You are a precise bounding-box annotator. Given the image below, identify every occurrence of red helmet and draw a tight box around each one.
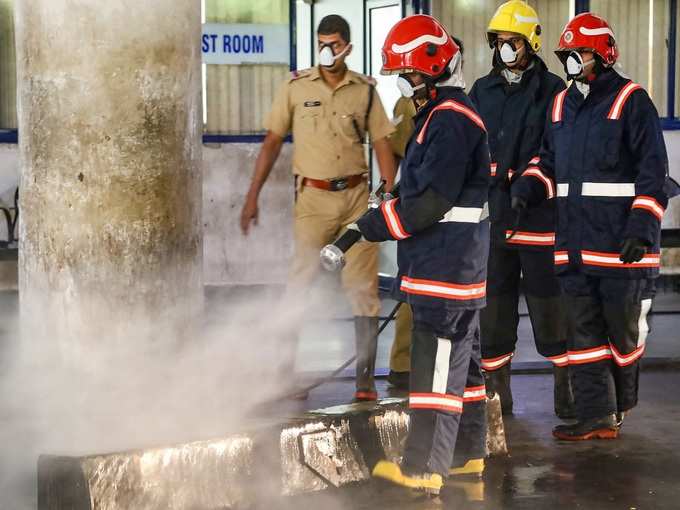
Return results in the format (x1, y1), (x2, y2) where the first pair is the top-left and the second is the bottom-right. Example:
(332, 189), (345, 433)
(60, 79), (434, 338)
(556, 13), (618, 66)
(381, 15), (459, 77)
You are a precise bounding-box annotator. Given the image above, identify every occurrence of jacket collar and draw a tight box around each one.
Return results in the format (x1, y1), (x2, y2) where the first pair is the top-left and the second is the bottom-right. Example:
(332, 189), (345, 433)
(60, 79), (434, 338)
(567, 69), (626, 104)
(413, 87), (461, 124)
(481, 56), (547, 90)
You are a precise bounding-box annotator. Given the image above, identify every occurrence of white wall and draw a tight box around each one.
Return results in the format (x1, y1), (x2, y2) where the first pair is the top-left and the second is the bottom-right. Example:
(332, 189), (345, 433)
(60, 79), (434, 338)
(202, 143), (294, 285)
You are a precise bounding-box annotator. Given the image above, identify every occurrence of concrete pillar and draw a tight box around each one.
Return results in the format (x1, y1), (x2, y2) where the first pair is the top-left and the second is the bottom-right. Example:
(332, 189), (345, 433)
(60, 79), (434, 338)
(14, 1), (202, 361)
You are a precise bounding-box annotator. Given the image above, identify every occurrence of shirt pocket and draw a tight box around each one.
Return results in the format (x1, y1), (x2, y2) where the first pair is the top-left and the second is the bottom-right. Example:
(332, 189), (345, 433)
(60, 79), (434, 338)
(295, 109), (320, 137)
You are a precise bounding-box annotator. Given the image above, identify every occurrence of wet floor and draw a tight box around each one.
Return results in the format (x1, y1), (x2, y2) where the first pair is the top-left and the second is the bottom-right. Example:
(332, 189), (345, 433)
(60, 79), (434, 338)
(265, 370), (680, 510)
(2, 289), (679, 509)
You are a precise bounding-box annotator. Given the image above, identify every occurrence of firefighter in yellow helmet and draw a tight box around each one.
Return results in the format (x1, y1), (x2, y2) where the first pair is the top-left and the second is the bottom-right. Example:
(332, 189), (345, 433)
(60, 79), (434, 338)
(468, 0), (575, 419)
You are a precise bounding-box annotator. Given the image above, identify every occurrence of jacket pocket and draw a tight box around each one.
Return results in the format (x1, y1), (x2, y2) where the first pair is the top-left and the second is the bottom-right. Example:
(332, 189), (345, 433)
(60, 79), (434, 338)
(594, 121), (623, 171)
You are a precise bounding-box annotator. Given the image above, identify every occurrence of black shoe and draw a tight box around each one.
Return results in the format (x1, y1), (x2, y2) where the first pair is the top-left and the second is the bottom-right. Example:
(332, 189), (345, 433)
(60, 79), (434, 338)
(484, 363), (513, 415)
(552, 413), (618, 441)
(553, 365), (576, 420)
(387, 370), (409, 390)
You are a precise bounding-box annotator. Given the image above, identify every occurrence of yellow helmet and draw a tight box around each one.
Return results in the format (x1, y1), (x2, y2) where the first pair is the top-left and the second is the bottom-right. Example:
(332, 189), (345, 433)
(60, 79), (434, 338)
(487, 0), (542, 52)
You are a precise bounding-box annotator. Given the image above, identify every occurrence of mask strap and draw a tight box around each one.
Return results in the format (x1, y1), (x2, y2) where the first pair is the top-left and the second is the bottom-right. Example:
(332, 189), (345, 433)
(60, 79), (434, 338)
(324, 43), (351, 60)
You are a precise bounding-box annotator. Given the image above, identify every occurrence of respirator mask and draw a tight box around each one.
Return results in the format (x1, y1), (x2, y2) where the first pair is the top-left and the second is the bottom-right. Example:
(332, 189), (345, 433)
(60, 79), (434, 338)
(499, 41), (520, 65)
(396, 74), (426, 98)
(565, 51), (595, 80)
(319, 43), (352, 67)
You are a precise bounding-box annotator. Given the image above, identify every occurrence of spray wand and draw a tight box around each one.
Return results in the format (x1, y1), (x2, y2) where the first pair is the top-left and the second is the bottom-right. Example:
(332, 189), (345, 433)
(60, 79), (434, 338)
(319, 180), (398, 272)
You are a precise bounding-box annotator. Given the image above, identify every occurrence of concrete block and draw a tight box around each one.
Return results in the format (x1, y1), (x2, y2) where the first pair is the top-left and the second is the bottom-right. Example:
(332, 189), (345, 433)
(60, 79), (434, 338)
(37, 398), (506, 509)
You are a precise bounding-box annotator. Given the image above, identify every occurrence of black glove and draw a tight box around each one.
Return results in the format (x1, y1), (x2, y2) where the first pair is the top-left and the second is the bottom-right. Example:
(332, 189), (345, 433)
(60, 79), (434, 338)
(619, 238), (647, 263)
(511, 196), (527, 211)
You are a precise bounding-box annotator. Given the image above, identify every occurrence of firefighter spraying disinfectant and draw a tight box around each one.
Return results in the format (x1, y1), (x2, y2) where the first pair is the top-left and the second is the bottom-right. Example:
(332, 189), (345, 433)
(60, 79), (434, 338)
(323, 15), (491, 494)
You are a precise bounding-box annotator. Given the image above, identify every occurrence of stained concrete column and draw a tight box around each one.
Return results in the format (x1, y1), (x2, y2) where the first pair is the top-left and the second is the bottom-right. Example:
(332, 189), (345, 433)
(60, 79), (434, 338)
(14, 1), (202, 360)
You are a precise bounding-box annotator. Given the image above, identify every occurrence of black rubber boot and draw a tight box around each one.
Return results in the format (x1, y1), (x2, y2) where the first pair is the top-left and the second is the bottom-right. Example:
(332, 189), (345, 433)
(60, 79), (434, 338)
(354, 316), (378, 401)
(484, 363), (513, 415)
(553, 413), (618, 440)
(553, 365), (577, 420)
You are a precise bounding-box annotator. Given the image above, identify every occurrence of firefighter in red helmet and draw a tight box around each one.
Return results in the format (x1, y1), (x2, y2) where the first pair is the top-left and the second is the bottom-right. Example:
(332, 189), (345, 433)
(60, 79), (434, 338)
(512, 13), (676, 440)
(352, 15), (490, 493)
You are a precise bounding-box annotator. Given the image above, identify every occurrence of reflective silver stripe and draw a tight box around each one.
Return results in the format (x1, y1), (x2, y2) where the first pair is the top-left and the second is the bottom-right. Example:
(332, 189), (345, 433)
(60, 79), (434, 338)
(439, 203), (489, 223)
(637, 298), (652, 348)
(581, 182), (636, 197)
(556, 183), (569, 197)
(432, 338), (452, 394)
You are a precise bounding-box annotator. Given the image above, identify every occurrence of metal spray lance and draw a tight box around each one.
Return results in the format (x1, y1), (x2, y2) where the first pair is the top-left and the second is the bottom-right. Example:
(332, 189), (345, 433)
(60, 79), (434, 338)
(319, 180), (396, 272)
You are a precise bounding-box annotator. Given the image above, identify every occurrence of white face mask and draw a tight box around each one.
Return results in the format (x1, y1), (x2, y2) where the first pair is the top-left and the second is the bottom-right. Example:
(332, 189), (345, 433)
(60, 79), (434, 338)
(565, 51), (595, 79)
(499, 42), (519, 64)
(396, 75), (426, 98)
(319, 43), (351, 67)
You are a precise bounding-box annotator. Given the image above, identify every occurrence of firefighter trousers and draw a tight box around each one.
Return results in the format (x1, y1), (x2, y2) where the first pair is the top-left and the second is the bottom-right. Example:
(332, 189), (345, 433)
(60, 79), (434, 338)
(403, 305), (486, 476)
(481, 241), (568, 371)
(559, 272), (655, 420)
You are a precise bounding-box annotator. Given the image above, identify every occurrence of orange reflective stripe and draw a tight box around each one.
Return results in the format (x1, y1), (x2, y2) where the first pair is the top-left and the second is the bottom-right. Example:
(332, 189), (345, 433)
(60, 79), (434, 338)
(524, 167), (555, 199)
(547, 353), (569, 367)
(481, 353), (513, 371)
(462, 386), (487, 403)
(416, 99), (486, 144)
(552, 89), (568, 122)
(610, 343), (645, 367)
(554, 251), (569, 265)
(400, 277), (486, 301)
(567, 346), (613, 364)
(381, 198), (410, 240)
(632, 195), (664, 221)
(409, 392), (463, 412)
(607, 82), (642, 120)
(580, 250), (660, 268)
(505, 230), (555, 246)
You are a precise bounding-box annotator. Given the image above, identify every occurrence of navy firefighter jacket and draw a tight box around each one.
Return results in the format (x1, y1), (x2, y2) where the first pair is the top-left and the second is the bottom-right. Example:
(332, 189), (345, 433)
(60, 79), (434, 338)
(469, 57), (565, 249)
(512, 70), (669, 279)
(357, 87), (491, 309)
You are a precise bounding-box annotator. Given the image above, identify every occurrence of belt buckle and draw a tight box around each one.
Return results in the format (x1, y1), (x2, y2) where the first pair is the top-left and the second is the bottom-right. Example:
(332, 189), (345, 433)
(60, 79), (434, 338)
(332, 178), (348, 191)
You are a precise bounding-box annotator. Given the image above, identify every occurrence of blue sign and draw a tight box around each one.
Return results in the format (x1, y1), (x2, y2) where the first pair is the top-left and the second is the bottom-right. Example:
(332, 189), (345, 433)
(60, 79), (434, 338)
(202, 23), (289, 65)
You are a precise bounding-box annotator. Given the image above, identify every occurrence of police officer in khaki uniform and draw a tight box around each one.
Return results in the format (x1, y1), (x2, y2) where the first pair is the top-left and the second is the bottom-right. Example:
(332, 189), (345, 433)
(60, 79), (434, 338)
(240, 15), (396, 401)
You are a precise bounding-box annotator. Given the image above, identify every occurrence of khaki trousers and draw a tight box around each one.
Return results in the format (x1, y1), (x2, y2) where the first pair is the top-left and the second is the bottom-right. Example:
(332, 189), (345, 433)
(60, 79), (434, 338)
(286, 183), (380, 317)
(390, 302), (412, 372)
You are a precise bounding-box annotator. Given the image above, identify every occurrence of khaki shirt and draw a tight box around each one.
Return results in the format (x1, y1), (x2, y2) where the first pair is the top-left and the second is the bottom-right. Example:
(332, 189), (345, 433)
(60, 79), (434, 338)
(389, 96), (417, 159)
(264, 67), (395, 179)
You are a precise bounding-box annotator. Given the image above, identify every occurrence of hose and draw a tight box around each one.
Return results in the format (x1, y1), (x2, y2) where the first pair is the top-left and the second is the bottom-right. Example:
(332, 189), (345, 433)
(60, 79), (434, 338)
(277, 300), (403, 400)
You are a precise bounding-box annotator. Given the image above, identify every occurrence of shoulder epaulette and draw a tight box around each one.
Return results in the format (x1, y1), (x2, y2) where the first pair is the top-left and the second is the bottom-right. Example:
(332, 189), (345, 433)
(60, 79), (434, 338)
(288, 68), (312, 82)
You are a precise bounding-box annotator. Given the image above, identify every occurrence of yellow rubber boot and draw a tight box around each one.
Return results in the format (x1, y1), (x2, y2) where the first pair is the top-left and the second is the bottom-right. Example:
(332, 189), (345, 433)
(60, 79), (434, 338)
(449, 458), (484, 477)
(372, 460), (443, 495)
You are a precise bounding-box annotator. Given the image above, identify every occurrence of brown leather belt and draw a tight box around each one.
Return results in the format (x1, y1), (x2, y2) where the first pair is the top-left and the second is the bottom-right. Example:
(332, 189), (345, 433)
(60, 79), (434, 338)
(301, 174), (366, 192)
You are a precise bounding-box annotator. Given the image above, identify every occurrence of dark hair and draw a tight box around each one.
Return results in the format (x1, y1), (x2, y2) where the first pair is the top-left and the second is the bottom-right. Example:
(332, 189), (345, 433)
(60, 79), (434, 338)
(317, 15), (351, 43)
